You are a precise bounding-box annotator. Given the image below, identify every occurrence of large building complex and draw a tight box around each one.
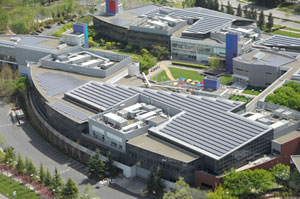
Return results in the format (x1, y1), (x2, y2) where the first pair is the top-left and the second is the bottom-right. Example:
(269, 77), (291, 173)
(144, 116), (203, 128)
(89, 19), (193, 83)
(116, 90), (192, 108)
(1, 3), (300, 190)
(93, 5), (259, 66)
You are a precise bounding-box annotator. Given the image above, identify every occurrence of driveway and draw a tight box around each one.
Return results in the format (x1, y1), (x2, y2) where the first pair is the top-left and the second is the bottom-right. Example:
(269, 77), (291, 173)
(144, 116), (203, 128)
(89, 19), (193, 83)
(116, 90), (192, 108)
(0, 103), (142, 199)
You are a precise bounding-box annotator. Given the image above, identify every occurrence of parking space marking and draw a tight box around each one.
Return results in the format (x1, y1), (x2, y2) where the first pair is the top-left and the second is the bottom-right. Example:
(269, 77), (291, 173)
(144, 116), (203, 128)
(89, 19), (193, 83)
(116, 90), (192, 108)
(0, 123), (13, 128)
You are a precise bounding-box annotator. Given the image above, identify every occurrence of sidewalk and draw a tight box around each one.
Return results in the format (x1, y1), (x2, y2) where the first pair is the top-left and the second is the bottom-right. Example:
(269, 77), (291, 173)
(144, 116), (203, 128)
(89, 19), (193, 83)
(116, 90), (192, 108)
(0, 194), (7, 199)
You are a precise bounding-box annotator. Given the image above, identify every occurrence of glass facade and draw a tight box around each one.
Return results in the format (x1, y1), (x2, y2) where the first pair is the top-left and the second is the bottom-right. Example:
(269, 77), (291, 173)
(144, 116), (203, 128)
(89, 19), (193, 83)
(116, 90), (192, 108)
(201, 129), (273, 175)
(171, 39), (225, 63)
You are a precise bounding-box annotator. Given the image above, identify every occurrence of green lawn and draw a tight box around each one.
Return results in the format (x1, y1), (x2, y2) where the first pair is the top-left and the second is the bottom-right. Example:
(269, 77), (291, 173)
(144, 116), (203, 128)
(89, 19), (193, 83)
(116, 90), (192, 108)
(229, 95), (253, 103)
(220, 76), (233, 85)
(169, 67), (204, 82)
(0, 173), (41, 199)
(242, 86), (264, 96)
(272, 29), (300, 38)
(151, 70), (170, 82)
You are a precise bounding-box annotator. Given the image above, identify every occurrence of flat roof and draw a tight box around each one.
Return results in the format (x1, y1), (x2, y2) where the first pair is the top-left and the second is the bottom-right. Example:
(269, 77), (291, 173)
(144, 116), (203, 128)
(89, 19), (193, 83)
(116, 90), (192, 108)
(128, 133), (199, 163)
(291, 155), (300, 173)
(234, 49), (296, 67)
(0, 35), (71, 50)
(65, 81), (271, 160)
(273, 130), (300, 145)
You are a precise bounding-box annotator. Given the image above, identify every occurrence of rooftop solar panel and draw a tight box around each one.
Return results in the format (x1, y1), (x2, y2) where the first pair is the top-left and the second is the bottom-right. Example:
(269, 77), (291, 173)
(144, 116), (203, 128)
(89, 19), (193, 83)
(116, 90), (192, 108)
(260, 35), (300, 47)
(50, 102), (89, 121)
(36, 72), (86, 96)
(131, 5), (160, 15)
(64, 81), (270, 159)
(111, 18), (131, 27)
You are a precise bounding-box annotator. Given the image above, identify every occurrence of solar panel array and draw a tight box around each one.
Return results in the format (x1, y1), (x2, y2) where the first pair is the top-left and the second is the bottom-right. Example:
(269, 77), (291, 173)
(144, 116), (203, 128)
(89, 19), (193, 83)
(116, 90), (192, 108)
(131, 5), (160, 15)
(50, 102), (89, 121)
(36, 72), (86, 96)
(66, 82), (270, 159)
(65, 82), (138, 111)
(260, 35), (300, 47)
(111, 18), (131, 27)
(145, 8), (233, 34)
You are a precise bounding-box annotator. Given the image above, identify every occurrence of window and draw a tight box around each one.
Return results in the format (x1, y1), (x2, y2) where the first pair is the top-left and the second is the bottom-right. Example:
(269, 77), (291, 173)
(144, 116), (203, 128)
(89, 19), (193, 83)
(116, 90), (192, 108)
(111, 141), (117, 148)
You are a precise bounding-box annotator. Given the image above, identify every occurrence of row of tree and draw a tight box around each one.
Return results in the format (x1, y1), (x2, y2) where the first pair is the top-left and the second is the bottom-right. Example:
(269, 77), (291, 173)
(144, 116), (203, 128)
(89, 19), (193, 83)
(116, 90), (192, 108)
(209, 164), (300, 198)
(195, 0), (219, 11)
(0, 0), (93, 34)
(1, 146), (80, 198)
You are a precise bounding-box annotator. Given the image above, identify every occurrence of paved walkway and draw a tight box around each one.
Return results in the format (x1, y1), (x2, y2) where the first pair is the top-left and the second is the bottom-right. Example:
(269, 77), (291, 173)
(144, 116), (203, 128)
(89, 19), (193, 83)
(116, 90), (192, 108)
(159, 61), (175, 81)
(0, 194), (7, 199)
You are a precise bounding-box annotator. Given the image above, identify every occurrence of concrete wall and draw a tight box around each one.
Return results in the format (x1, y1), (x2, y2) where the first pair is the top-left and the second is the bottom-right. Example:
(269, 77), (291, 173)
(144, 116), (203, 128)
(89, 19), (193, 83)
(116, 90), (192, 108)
(233, 59), (280, 87)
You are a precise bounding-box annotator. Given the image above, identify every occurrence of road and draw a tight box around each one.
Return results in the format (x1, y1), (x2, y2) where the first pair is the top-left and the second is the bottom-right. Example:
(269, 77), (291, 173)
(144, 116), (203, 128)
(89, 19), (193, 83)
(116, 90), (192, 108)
(218, 0), (300, 29)
(0, 104), (141, 199)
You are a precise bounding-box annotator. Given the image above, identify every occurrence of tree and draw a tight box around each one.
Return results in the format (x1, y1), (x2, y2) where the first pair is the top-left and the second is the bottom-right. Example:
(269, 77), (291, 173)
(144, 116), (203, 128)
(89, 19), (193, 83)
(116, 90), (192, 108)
(248, 169), (274, 194)
(289, 170), (300, 195)
(209, 55), (223, 70)
(61, 178), (79, 199)
(226, 1), (234, 15)
(44, 169), (52, 188)
(16, 154), (25, 173)
(236, 4), (242, 17)
(213, 0), (219, 11)
(147, 167), (165, 196)
(243, 7), (249, 18)
(10, 19), (30, 34)
(79, 184), (96, 199)
(220, 3), (224, 12)
(0, 8), (9, 32)
(105, 152), (115, 176)
(0, 134), (6, 149)
(39, 163), (46, 184)
(52, 168), (63, 196)
(207, 185), (238, 199)
(270, 164), (290, 188)
(150, 45), (170, 61)
(266, 12), (274, 30)
(4, 147), (16, 166)
(87, 148), (105, 181)
(257, 10), (265, 30)
(163, 177), (203, 199)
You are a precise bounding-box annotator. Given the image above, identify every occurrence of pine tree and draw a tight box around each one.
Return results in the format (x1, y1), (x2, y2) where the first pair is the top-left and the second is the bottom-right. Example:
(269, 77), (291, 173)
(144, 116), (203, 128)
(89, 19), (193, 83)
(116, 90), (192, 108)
(226, 1), (234, 15)
(266, 12), (274, 30)
(87, 148), (105, 181)
(213, 0), (219, 11)
(254, 9), (258, 21)
(39, 163), (46, 184)
(244, 7), (249, 18)
(4, 147), (16, 166)
(236, 4), (242, 17)
(52, 168), (63, 197)
(221, 3), (224, 12)
(154, 167), (165, 196)
(61, 178), (79, 199)
(16, 154), (25, 173)
(44, 169), (52, 188)
(258, 10), (265, 30)
(105, 152), (114, 176)
(26, 159), (37, 176)
(147, 168), (156, 194)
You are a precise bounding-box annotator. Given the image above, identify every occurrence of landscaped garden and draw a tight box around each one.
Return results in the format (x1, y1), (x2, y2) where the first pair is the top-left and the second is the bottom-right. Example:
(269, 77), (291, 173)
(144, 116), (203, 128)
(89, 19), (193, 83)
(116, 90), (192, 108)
(0, 173), (41, 199)
(242, 86), (264, 96)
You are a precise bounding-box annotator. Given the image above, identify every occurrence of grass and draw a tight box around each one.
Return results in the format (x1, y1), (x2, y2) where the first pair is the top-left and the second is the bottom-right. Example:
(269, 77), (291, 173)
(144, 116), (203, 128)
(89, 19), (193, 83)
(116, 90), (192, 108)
(169, 67), (204, 81)
(151, 70), (170, 82)
(220, 76), (233, 85)
(242, 86), (264, 96)
(0, 173), (41, 199)
(229, 95), (253, 103)
(272, 29), (300, 38)
(52, 23), (73, 37)
(172, 61), (209, 69)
